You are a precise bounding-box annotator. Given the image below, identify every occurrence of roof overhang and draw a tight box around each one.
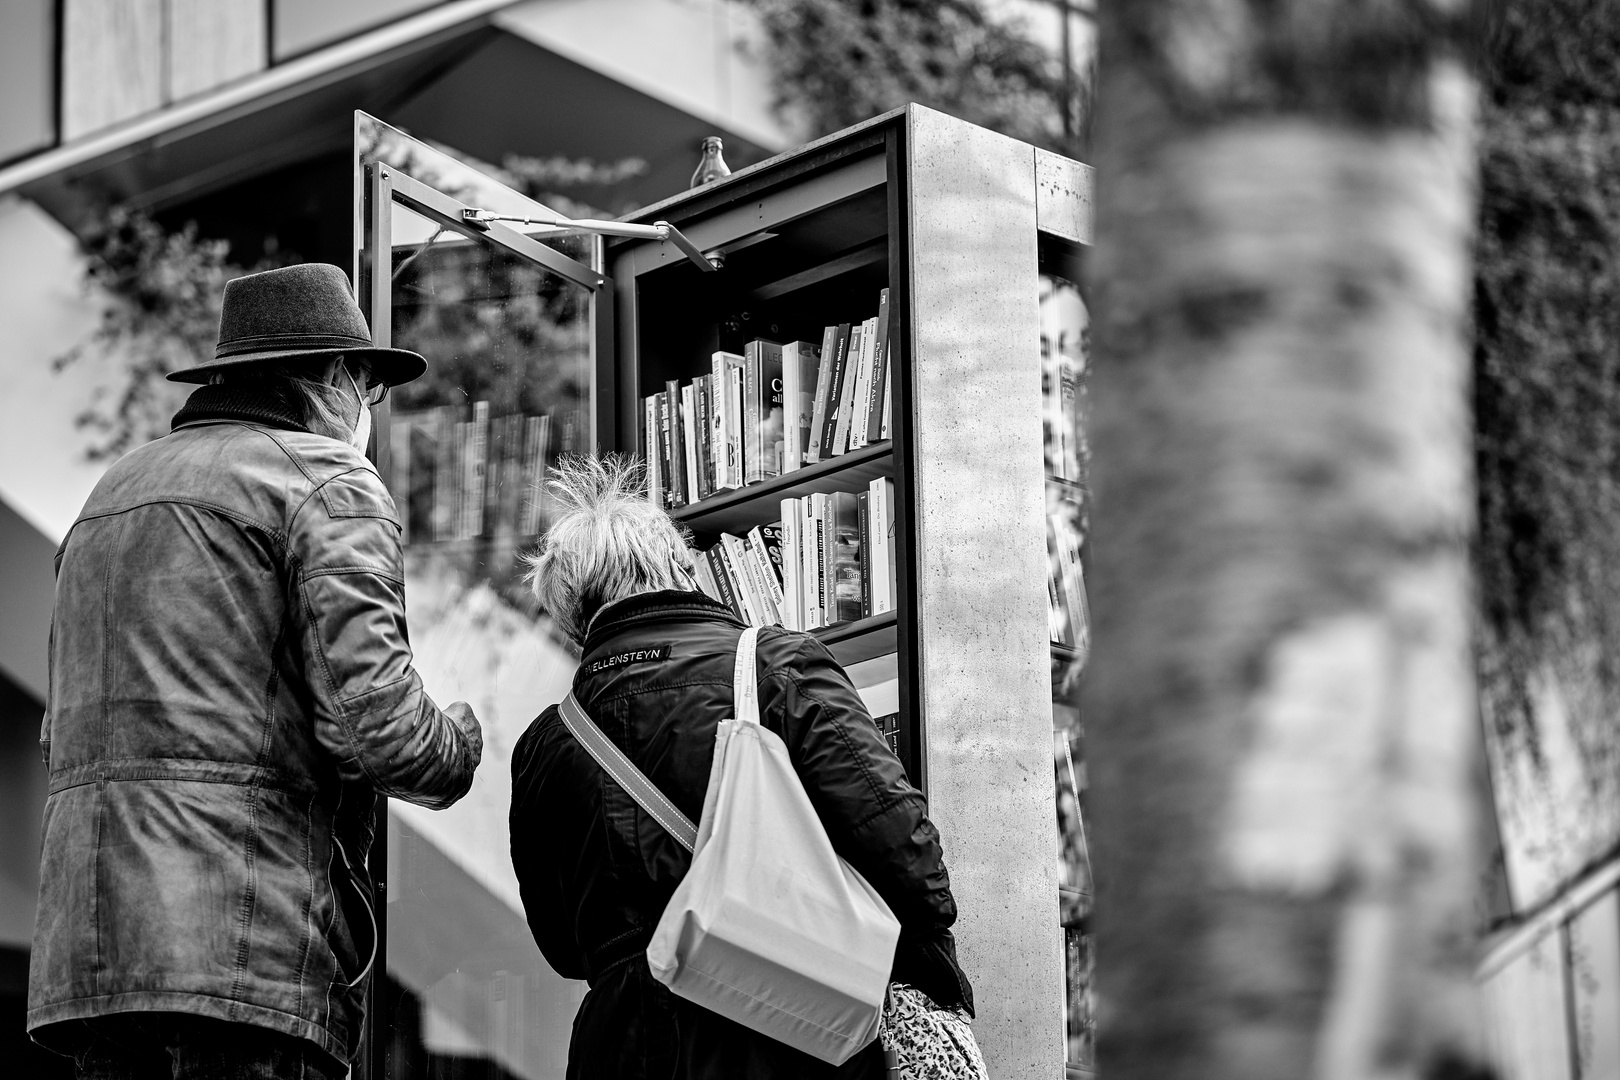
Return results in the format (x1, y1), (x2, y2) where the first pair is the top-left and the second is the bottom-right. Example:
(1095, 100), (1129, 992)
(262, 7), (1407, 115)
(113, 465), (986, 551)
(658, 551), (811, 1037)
(2, 0), (790, 233)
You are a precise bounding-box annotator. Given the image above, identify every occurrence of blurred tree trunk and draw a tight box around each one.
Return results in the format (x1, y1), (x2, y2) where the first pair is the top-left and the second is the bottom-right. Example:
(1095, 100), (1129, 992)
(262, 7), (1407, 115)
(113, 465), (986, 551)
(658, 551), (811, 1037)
(1083, 2), (1489, 1078)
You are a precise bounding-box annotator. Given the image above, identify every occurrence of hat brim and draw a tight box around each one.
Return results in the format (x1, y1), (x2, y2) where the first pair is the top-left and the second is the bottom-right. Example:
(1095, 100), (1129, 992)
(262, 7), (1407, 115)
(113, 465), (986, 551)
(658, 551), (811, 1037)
(165, 345), (428, 386)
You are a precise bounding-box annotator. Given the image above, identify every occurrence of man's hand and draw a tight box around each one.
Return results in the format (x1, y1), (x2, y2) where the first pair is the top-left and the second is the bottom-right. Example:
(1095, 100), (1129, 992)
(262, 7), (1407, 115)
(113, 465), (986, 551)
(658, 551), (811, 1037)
(444, 701), (484, 769)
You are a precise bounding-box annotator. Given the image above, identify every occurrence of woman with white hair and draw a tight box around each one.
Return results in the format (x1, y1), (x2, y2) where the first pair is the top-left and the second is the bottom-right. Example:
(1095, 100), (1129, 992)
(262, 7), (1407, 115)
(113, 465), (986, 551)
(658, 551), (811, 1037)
(509, 455), (974, 1079)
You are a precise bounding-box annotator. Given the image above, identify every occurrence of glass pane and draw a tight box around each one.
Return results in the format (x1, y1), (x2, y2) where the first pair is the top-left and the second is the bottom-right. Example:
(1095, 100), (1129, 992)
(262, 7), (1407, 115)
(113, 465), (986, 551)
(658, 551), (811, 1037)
(378, 201), (591, 1080)
(0, 0), (54, 164)
(355, 112), (592, 278)
(1041, 268), (1094, 1072)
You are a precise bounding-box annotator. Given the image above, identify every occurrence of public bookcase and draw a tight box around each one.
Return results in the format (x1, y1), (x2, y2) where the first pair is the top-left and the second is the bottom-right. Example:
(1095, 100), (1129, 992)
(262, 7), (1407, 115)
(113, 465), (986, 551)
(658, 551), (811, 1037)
(353, 103), (1095, 1080)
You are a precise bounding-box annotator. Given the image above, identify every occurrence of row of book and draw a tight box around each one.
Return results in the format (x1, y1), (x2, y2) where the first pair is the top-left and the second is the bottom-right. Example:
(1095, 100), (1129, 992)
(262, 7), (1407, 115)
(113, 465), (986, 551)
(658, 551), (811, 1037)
(1046, 507), (1089, 656)
(642, 288), (895, 510)
(692, 476), (897, 632)
(387, 404), (585, 545)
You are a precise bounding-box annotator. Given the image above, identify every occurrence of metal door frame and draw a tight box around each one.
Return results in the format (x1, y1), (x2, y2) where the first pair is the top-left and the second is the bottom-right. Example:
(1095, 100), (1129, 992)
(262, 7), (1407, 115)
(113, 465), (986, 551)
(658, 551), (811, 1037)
(355, 157), (614, 1080)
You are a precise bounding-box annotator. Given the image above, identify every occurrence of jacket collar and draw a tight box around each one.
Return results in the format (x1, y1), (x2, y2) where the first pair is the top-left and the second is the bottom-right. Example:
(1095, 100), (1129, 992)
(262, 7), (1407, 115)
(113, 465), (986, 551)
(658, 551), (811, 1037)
(581, 589), (743, 656)
(171, 383), (309, 433)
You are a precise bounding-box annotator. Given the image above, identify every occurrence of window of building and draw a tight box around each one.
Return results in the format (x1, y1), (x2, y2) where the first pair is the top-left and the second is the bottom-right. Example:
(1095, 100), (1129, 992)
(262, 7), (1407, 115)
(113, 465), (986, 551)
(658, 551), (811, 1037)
(0, 0), (57, 166)
(273, 0), (447, 61)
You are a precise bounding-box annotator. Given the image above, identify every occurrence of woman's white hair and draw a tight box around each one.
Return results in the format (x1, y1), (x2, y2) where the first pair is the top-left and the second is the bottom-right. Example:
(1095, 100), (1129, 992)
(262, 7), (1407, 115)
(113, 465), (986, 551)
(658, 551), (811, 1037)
(525, 454), (698, 642)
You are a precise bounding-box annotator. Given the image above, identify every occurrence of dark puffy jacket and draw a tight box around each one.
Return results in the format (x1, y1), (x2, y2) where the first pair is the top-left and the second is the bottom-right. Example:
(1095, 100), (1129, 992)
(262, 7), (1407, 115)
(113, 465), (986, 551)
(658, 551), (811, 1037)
(28, 402), (478, 1064)
(509, 590), (972, 1080)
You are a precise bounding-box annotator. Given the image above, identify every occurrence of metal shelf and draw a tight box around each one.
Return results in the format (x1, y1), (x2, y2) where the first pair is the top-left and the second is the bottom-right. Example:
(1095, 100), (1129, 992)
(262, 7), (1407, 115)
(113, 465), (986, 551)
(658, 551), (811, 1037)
(672, 441), (893, 536)
(813, 610), (897, 667)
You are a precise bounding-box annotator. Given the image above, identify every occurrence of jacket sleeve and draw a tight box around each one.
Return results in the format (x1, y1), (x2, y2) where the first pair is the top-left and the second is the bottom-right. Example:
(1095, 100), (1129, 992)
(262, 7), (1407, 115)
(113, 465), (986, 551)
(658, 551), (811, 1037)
(760, 630), (972, 1011)
(289, 466), (477, 810)
(509, 709), (588, 981)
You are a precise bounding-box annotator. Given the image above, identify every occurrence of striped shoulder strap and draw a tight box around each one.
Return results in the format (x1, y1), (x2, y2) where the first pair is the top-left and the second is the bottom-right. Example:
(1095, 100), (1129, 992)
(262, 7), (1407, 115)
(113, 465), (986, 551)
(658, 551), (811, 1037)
(558, 692), (699, 853)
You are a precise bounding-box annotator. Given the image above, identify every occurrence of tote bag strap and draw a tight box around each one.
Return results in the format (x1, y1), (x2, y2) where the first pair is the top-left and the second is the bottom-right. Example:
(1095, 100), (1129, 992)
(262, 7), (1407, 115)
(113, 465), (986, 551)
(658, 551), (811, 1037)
(732, 625), (761, 726)
(558, 692), (699, 852)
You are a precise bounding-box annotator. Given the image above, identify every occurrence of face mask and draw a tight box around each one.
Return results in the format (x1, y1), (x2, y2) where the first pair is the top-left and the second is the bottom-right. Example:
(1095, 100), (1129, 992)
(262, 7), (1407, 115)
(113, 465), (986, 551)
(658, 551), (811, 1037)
(344, 369), (372, 454)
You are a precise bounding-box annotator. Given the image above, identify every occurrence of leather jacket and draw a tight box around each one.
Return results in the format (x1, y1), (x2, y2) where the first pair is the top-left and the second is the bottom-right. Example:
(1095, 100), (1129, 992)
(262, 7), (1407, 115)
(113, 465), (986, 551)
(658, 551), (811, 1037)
(28, 387), (478, 1063)
(509, 589), (972, 1079)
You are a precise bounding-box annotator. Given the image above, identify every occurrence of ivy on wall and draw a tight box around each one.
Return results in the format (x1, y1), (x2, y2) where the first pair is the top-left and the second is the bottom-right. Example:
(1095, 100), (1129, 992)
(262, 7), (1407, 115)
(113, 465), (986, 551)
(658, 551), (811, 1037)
(1474, 0), (1620, 758)
(741, 0), (1090, 157)
(53, 206), (279, 460)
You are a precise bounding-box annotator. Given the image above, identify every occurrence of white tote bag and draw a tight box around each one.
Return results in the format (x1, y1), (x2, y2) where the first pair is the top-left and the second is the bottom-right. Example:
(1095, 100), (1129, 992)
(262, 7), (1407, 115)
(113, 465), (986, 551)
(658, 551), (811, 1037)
(559, 626), (901, 1065)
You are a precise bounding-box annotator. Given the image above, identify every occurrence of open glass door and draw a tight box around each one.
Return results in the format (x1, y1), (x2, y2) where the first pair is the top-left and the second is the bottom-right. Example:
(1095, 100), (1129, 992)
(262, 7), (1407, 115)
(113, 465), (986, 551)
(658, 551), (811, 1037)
(354, 112), (611, 1080)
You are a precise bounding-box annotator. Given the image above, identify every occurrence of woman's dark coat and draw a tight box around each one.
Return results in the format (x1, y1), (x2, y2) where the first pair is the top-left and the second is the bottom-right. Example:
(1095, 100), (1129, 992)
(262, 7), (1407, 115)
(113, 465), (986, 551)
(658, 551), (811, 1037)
(510, 589), (972, 1080)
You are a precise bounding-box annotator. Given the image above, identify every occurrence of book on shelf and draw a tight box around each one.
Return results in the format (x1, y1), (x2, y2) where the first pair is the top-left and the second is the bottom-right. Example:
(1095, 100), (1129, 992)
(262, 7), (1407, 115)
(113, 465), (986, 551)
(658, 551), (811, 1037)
(846, 317), (877, 453)
(743, 339), (785, 485)
(815, 324), (852, 462)
(864, 289), (892, 449)
(691, 477), (896, 632)
(694, 375), (714, 500)
(711, 350), (746, 491)
(781, 339), (821, 474)
(829, 322), (864, 458)
(681, 383), (700, 505)
(806, 324), (841, 466)
(872, 712), (901, 758)
(830, 490), (862, 624)
(643, 395), (662, 508)
(635, 290), (895, 512)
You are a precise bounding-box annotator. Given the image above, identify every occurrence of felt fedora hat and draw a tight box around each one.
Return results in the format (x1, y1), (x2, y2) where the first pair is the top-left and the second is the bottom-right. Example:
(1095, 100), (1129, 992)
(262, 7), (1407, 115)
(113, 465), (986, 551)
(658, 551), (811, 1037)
(166, 263), (426, 386)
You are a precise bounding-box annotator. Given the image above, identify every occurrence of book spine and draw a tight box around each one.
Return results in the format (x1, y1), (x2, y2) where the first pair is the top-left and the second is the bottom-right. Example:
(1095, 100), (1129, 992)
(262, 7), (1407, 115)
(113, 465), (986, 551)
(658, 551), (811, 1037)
(681, 382), (700, 504)
(657, 389), (675, 509)
(868, 476), (892, 615)
(831, 491), (862, 624)
(743, 341), (762, 484)
(806, 325), (840, 465)
(880, 349), (892, 441)
(817, 324), (851, 461)
(708, 355), (727, 489)
(718, 533), (763, 625)
(865, 288), (891, 446)
(831, 323), (864, 457)
(727, 364), (744, 490)
(781, 343), (800, 474)
(747, 524), (787, 624)
(665, 380), (686, 507)
(857, 491), (871, 618)
(644, 395), (662, 507)
(694, 375), (713, 501)
(811, 493), (833, 627)
(882, 478), (896, 610)
(692, 554), (723, 605)
(798, 497), (822, 630)
(710, 352), (746, 490)
(848, 317), (876, 452)
(780, 498), (801, 631)
(705, 545), (745, 622)
(758, 340), (784, 482)
(741, 531), (783, 626)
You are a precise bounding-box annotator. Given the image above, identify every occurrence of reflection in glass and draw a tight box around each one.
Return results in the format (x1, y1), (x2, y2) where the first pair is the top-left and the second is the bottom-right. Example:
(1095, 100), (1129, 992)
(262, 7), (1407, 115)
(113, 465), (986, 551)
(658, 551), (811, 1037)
(377, 201), (590, 1079)
(1042, 270), (1095, 1072)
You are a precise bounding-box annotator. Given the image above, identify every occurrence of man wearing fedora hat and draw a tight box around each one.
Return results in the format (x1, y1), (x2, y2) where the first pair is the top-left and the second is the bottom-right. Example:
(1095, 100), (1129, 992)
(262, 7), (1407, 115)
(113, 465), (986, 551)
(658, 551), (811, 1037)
(28, 264), (484, 1078)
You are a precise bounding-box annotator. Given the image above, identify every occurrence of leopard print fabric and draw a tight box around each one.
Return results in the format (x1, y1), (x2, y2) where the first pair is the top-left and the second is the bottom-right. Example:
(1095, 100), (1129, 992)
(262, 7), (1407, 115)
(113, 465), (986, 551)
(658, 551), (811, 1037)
(878, 983), (989, 1079)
